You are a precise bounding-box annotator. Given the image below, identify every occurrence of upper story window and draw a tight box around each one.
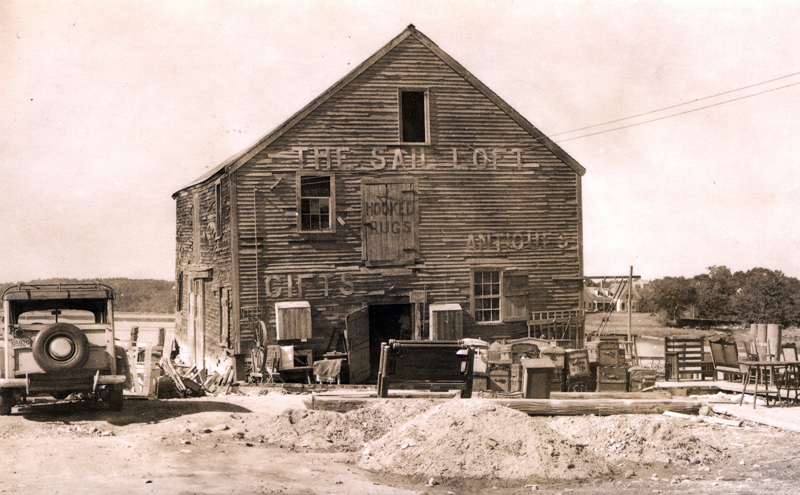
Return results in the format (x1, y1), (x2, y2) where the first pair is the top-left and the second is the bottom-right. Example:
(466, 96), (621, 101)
(298, 174), (334, 232)
(400, 89), (428, 144)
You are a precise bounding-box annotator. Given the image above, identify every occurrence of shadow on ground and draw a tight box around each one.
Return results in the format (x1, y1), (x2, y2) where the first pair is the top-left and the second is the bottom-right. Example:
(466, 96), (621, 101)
(15, 398), (252, 426)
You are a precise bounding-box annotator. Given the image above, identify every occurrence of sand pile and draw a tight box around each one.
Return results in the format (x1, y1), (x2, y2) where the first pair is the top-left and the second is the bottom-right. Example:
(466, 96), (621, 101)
(358, 400), (613, 480)
(253, 398), (728, 482)
(257, 399), (437, 451)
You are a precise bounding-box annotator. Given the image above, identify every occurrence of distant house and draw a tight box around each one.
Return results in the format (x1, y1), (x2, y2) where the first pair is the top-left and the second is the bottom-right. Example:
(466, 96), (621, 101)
(172, 25), (587, 380)
(583, 281), (642, 313)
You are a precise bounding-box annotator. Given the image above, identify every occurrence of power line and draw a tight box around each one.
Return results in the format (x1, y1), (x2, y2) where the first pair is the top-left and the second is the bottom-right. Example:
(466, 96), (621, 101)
(551, 70), (800, 137)
(556, 79), (800, 143)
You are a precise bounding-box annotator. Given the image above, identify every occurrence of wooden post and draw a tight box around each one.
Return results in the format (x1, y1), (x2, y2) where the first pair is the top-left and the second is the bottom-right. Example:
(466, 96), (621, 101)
(413, 302), (422, 341)
(627, 266), (633, 342)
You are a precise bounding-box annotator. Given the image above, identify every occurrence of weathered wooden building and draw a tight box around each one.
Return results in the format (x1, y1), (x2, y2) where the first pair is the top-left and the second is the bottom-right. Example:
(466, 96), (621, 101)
(172, 25), (586, 382)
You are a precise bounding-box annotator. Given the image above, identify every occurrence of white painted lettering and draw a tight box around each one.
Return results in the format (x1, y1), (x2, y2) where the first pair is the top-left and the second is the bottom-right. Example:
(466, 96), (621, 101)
(391, 148), (404, 170)
(339, 273), (354, 296)
(265, 275), (282, 298)
(319, 273), (331, 297)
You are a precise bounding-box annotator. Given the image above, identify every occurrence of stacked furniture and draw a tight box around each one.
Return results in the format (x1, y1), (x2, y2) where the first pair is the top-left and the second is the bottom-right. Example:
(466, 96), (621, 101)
(565, 349), (592, 392)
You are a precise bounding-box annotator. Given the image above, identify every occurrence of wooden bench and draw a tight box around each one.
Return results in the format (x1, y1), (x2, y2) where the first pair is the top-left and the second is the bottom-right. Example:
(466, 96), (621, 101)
(377, 340), (474, 398)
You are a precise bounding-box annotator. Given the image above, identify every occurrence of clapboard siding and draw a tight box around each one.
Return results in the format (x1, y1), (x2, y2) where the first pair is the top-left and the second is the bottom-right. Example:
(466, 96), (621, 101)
(174, 27), (585, 370)
(174, 172), (234, 367)
(236, 35), (580, 343)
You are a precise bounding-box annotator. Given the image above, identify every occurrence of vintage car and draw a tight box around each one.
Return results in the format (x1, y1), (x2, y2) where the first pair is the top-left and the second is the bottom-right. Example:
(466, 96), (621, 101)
(0, 283), (130, 415)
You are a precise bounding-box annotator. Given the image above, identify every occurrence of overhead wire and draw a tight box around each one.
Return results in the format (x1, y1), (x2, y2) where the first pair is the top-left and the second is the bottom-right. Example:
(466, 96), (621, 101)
(551, 72), (800, 143)
(551, 70), (800, 137)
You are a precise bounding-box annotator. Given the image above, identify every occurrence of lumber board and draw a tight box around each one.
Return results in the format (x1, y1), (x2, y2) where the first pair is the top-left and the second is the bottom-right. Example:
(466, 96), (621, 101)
(712, 405), (800, 433)
(483, 398), (701, 416)
(551, 391), (672, 400)
(663, 410), (742, 427)
(311, 395), (701, 415)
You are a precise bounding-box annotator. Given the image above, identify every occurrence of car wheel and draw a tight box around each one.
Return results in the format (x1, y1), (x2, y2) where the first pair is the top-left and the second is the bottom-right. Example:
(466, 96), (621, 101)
(0, 390), (13, 416)
(51, 391), (71, 401)
(32, 323), (90, 372)
(107, 385), (124, 411)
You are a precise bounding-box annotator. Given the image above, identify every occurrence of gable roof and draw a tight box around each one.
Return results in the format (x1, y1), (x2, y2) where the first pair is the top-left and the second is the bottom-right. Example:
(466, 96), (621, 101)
(174, 25), (585, 197)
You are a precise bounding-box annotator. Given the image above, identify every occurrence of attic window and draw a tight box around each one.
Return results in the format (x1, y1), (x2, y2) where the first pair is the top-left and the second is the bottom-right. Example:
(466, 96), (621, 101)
(400, 89), (428, 143)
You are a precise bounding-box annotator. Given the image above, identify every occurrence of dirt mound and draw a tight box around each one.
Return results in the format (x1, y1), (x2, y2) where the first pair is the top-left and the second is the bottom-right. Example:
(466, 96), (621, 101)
(257, 399), (437, 451)
(246, 396), (730, 482)
(358, 401), (613, 480)
(548, 414), (727, 467)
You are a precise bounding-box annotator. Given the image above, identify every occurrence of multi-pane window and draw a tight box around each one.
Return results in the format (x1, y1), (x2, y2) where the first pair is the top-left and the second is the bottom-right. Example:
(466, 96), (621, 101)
(400, 90), (428, 143)
(472, 270), (530, 323)
(473, 270), (501, 322)
(299, 175), (332, 232)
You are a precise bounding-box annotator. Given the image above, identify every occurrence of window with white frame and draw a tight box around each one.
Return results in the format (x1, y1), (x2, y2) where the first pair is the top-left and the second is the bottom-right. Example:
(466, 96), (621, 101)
(298, 174), (333, 232)
(472, 269), (530, 323)
(400, 89), (428, 144)
(473, 270), (501, 323)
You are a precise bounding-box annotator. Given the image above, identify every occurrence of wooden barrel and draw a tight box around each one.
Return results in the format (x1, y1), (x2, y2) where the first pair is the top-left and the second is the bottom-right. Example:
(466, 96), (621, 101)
(757, 323), (768, 344)
(767, 324), (781, 359)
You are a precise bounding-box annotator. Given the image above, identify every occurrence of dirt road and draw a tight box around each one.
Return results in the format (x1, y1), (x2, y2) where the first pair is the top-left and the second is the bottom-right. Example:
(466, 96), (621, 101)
(2, 391), (800, 494)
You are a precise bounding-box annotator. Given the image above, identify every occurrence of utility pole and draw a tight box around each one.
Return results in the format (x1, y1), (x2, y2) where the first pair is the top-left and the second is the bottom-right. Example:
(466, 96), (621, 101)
(628, 266), (633, 342)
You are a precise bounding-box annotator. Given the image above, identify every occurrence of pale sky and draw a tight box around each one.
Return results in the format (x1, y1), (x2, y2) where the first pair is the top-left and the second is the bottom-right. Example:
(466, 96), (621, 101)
(1, 0), (799, 283)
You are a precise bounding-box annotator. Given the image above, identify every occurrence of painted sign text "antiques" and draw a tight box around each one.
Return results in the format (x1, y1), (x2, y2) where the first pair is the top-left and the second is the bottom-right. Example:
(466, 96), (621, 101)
(466, 232), (572, 252)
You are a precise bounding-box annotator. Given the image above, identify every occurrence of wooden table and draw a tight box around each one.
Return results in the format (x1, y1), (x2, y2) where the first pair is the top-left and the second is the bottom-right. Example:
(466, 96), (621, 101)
(739, 360), (800, 408)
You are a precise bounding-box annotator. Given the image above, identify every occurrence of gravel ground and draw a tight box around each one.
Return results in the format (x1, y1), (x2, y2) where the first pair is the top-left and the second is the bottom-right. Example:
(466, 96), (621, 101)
(2, 390), (800, 494)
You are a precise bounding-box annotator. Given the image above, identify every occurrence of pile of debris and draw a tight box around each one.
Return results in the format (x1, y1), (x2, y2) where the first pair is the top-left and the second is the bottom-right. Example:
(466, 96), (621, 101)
(157, 357), (239, 399)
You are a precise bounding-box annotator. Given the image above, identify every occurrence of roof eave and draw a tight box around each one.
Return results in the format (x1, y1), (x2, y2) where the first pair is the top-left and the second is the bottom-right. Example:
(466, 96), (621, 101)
(173, 24), (586, 197)
(173, 28), (416, 197)
(406, 27), (585, 177)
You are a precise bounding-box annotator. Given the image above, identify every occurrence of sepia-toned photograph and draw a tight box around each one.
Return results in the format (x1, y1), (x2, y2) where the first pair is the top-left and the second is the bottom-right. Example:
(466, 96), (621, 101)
(2, 1), (799, 493)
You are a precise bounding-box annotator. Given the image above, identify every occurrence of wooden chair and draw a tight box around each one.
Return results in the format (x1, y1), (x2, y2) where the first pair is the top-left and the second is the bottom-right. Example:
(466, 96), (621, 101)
(777, 343), (799, 401)
(756, 342), (773, 362)
(709, 340), (744, 382)
(260, 345), (284, 384)
(665, 337), (709, 381)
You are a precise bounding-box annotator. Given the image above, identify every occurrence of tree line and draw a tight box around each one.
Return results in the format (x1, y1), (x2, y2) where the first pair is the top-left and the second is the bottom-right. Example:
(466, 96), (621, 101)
(640, 266), (800, 327)
(0, 278), (175, 314)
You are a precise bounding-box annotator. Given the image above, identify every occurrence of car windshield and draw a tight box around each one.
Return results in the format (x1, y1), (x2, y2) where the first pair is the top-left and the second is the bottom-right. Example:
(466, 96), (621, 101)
(17, 309), (99, 324)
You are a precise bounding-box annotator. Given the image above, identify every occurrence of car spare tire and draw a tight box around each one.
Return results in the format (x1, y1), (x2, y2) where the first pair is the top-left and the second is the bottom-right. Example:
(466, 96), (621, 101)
(32, 323), (90, 373)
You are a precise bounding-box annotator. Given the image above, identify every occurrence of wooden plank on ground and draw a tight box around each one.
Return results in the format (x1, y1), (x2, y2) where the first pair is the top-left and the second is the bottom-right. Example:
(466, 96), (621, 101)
(551, 391), (673, 400)
(311, 395), (701, 415)
(480, 398), (701, 416)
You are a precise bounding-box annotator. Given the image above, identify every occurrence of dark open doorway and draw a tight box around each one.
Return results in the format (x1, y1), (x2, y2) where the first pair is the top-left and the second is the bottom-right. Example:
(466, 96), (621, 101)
(368, 304), (413, 379)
